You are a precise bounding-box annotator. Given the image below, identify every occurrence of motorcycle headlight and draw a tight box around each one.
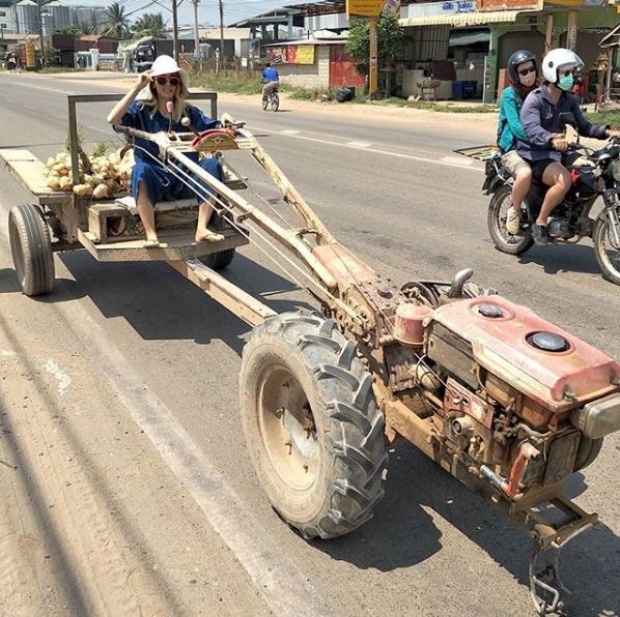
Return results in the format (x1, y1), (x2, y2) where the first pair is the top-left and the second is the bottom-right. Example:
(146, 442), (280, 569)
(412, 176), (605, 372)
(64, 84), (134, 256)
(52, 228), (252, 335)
(570, 393), (620, 439)
(611, 159), (620, 182)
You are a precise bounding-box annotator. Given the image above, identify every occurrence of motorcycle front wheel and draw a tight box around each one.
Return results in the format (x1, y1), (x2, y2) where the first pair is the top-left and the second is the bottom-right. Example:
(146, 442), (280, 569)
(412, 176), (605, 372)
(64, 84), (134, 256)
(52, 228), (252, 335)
(487, 185), (533, 256)
(593, 214), (620, 285)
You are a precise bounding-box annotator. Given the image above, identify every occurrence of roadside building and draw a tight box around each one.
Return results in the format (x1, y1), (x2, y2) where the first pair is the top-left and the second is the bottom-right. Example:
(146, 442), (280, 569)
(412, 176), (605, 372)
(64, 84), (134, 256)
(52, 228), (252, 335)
(230, 0), (620, 102)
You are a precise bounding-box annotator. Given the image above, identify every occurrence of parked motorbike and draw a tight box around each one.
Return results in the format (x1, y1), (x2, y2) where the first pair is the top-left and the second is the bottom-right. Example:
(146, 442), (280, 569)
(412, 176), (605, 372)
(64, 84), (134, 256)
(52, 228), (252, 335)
(485, 114), (620, 285)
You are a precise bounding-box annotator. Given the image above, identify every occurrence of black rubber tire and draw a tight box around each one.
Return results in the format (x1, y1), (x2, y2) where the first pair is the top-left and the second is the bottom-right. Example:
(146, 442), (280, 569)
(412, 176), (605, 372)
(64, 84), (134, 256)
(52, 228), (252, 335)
(199, 248), (236, 270)
(592, 215), (620, 285)
(8, 204), (55, 296)
(271, 93), (280, 112)
(487, 185), (533, 256)
(240, 311), (388, 539)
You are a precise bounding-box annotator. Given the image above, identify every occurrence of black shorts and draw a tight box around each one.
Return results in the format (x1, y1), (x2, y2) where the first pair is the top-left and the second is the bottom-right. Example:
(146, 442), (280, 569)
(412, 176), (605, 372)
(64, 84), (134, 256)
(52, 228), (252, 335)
(531, 159), (555, 181)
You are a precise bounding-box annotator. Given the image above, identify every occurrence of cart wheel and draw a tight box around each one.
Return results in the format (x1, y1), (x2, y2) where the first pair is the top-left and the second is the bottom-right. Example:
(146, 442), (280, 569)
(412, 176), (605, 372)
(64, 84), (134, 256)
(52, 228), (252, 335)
(9, 204), (55, 296)
(199, 248), (236, 270)
(240, 311), (388, 539)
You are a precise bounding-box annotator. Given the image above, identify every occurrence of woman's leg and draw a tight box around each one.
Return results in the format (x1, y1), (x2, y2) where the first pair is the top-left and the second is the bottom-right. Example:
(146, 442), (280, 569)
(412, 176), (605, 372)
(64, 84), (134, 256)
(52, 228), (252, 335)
(136, 181), (158, 242)
(195, 157), (224, 242)
(132, 163), (163, 244)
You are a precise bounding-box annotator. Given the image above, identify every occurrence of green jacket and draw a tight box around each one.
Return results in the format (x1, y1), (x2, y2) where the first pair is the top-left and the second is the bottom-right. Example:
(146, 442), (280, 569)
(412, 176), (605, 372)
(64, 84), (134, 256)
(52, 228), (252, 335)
(497, 86), (529, 154)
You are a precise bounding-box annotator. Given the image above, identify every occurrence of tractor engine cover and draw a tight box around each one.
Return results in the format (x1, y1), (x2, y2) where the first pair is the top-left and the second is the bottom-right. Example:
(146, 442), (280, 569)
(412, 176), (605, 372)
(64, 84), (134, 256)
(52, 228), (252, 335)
(426, 296), (620, 412)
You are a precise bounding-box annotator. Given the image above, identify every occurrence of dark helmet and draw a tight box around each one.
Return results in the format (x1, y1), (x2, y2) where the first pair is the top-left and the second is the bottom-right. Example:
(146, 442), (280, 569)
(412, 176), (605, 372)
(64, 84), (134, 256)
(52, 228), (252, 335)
(507, 50), (537, 84)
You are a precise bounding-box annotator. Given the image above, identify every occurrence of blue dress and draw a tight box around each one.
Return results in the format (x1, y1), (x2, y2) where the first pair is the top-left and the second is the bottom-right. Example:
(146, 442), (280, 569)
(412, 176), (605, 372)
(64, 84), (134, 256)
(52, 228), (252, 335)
(121, 101), (224, 206)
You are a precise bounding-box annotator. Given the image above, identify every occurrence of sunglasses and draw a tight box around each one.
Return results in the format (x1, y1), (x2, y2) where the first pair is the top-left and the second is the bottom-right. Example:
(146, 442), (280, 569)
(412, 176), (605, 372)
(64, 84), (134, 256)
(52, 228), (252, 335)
(155, 75), (181, 86)
(561, 70), (576, 77)
(518, 67), (536, 77)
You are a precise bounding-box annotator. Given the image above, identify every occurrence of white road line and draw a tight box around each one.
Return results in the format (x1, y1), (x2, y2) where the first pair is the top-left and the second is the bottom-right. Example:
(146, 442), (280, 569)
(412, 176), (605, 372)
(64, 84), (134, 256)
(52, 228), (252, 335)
(48, 295), (334, 617)
(270, 129), (483, 171)
(440, 155), (475, 166)
(346, 141), (372, 148)
(281, 129), (301, 135)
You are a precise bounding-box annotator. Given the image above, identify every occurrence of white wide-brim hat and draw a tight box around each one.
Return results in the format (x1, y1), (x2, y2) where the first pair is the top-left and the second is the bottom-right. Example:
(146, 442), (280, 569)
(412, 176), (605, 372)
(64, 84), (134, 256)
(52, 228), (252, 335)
(149, 54), (190, 94)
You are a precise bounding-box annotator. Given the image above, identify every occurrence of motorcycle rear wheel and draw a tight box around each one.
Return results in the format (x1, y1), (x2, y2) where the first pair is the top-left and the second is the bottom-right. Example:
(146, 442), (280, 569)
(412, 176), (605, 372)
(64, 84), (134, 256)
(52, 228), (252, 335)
(593, 215), (620, 285)
(487, 185), (533, 256)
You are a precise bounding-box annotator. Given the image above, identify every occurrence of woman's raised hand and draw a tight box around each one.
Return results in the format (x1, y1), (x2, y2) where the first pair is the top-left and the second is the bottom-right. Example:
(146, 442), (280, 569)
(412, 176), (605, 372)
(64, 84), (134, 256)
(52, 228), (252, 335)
(135, 71), (151, 90)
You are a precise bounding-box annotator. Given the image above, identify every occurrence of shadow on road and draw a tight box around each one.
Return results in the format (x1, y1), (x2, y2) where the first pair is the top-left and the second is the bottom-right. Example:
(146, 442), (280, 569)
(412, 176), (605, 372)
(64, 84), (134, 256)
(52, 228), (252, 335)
(312, 441), (620, 617)
(518, 244), (603, 277)
(55, 250), (315, 354)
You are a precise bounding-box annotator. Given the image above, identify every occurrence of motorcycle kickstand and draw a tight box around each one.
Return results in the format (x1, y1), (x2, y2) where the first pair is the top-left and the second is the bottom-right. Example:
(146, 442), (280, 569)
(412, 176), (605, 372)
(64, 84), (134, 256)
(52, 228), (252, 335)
(529, 535), (572, 616)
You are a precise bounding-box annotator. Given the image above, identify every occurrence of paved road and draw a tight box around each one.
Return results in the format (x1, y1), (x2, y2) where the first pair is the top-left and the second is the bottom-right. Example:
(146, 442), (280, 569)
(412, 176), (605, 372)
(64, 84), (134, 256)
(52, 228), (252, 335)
(0, 71), (619, 617)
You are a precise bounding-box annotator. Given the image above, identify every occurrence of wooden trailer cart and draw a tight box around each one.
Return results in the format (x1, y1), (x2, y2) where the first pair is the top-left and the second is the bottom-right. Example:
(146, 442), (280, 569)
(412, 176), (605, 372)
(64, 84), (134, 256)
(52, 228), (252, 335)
(1, 93), (249, 297)
(5, 93), (620, 616)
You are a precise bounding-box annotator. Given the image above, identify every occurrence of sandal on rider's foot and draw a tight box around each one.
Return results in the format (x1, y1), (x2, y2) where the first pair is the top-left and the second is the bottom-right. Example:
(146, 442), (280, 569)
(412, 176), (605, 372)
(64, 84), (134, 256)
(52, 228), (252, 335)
(196, 229), (224, 243)
(506, 207), (521, 235)
(531, 223), (548, 247)
(144, 238), (161, 248)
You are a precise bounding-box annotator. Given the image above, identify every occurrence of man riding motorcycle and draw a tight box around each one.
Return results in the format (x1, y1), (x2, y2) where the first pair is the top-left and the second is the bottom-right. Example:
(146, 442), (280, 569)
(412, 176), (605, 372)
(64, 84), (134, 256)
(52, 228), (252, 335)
(517, 48), (620, 246)
(261, 62), (280, 105)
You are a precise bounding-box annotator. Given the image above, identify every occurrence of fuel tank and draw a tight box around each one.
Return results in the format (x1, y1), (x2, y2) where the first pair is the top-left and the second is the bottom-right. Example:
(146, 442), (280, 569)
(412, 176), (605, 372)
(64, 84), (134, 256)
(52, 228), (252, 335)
(428, 296), (620, 412)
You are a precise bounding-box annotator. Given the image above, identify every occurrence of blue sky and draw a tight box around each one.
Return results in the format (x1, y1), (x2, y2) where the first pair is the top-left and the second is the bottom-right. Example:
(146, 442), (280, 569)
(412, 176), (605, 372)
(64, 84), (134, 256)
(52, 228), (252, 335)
(65, 0), (289, 29)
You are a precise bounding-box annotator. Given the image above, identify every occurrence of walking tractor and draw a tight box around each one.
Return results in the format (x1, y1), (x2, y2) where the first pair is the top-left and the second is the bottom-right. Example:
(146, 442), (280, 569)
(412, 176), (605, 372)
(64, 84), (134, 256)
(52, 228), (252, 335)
(4, 94), (620, 616)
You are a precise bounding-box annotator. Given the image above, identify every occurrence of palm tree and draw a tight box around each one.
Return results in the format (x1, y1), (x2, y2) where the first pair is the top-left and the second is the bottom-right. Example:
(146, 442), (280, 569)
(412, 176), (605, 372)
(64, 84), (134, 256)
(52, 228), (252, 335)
(131, 13), (168, 39)
(104, 2), (129, 39)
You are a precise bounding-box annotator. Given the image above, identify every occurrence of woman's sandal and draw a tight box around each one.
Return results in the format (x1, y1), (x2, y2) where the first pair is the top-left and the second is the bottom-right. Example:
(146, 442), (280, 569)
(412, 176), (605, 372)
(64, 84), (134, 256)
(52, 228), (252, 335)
(196, 229), (224, 243)
(144, 238), (161, 248)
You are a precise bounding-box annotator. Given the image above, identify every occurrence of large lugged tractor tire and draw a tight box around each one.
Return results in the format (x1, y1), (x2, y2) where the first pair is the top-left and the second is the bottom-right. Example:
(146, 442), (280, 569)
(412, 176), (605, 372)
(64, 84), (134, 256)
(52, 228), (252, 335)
(240, 311), (388, 539)
(487, 185), (533, 256)
(9, 204), (55, 296)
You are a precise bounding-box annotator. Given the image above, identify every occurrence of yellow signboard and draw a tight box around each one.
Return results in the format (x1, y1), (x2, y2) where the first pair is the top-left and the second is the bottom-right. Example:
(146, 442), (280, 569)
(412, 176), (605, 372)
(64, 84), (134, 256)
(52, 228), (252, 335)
(25, 42), (36, 69)
(346, 0), (384, 17)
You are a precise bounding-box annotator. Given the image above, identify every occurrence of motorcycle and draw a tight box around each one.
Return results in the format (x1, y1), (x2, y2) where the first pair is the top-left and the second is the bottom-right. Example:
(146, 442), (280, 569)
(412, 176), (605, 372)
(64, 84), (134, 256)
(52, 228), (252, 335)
(485, 113), (620, 285)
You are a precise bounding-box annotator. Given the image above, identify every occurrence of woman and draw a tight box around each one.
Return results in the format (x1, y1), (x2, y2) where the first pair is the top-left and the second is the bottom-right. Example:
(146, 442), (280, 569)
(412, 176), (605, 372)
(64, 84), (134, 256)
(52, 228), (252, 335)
(496, 50), (538, 236)
(107, 54), (224, 246)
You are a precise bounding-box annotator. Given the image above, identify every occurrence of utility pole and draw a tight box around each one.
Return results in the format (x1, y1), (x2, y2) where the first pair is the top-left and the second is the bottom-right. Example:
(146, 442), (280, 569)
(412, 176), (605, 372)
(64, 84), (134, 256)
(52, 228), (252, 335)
(192, 0), (200, 60)
(37, 1), (44, 65)
(219, 0), (225, 75)
(172, 0), (179, 62)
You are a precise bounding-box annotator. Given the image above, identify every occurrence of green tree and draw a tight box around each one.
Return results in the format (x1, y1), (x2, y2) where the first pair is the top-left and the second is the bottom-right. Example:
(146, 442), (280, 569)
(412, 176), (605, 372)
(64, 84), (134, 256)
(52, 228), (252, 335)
(104, 2), (130, 38)
(131, 13), (168, 38)
(345, 12), (406, 89)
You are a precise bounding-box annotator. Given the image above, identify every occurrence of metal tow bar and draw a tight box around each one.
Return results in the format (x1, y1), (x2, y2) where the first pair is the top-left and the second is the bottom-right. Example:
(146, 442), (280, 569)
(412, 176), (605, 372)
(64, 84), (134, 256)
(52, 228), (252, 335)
(529, 533), (571, 616)
(522, 496), (598, 616)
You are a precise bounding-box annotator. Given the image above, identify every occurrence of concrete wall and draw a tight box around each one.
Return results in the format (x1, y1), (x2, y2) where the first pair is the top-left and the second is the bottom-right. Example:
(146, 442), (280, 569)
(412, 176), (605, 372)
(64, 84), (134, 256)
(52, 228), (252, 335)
(274, 45), (330, 89)
(402, 65), (484, 100)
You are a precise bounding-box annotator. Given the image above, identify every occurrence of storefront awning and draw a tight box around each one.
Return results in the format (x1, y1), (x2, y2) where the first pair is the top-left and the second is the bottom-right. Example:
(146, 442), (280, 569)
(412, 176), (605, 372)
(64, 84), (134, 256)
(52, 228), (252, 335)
(399, 10), (521, 28)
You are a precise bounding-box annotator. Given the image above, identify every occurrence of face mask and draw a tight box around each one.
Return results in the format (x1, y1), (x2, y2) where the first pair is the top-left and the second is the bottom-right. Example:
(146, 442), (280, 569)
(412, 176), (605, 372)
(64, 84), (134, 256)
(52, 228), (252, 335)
(558, 73), (574, 91)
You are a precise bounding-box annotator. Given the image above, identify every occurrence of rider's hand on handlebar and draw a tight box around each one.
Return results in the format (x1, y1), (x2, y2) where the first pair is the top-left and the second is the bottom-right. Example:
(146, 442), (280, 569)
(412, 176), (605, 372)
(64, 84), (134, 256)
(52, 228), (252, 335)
(551, 136), (569, 152)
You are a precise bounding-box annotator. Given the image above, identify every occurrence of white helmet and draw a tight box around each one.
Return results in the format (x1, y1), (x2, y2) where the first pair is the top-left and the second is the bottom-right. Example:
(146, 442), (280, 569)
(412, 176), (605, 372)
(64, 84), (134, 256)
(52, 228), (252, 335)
(541, 48), (584, 83)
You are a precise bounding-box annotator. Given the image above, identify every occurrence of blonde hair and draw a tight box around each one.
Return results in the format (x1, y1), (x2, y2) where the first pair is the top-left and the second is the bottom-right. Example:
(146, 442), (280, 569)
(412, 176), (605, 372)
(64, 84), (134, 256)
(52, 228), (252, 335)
(138, 81), (188, 122)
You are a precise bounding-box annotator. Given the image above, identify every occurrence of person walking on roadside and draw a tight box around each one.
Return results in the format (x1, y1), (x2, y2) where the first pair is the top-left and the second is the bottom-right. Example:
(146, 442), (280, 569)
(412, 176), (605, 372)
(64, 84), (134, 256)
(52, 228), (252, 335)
(497, 50), (538, 235)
